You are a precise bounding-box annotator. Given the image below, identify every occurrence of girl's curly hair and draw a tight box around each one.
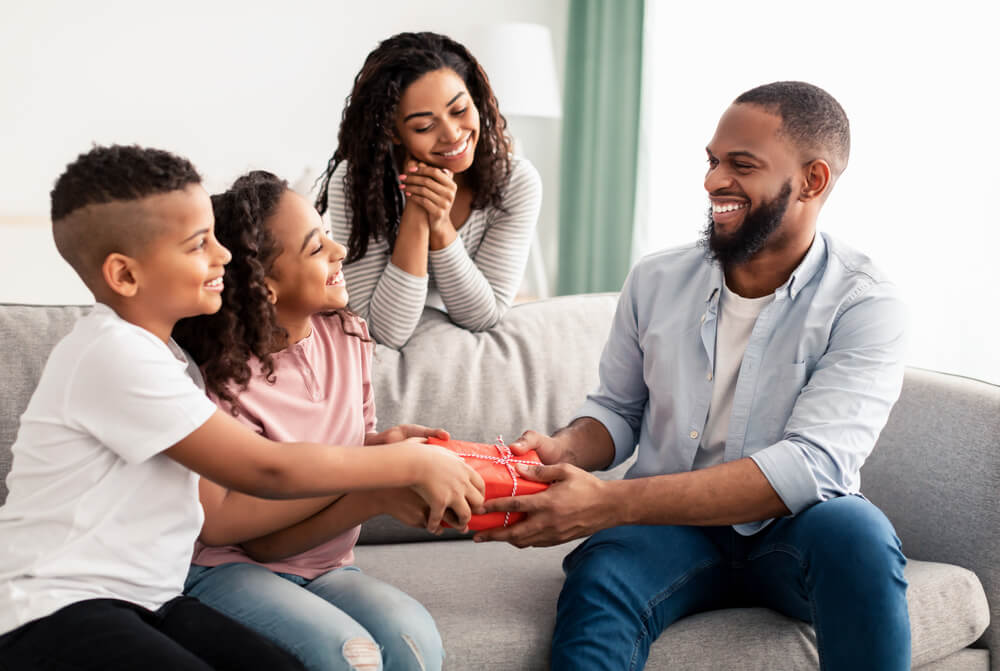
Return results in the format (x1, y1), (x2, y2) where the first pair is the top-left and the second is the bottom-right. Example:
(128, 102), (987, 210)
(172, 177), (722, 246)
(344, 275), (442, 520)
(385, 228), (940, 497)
(315, 31), (513, 263)
(173, 171), (289, 413)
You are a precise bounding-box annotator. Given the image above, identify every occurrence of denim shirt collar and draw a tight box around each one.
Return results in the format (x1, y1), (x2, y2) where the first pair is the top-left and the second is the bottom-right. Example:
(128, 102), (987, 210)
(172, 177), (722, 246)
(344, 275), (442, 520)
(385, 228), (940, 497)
(704, 231), (828, 307)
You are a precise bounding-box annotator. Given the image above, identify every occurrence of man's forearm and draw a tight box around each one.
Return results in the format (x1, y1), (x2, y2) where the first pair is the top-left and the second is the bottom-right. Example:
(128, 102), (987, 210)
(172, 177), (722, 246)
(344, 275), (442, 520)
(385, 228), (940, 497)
(609, 457), (791, 527)
(553, 417), (617, 471)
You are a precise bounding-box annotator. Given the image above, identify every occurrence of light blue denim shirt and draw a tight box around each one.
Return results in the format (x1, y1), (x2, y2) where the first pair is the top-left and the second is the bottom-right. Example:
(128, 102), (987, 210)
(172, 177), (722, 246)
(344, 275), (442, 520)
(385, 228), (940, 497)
(575, 232), (907, 535)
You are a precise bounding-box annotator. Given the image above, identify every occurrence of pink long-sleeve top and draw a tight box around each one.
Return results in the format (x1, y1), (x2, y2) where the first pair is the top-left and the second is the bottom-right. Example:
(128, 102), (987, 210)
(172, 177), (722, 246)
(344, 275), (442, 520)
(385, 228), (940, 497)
(191, 312), (376, 578)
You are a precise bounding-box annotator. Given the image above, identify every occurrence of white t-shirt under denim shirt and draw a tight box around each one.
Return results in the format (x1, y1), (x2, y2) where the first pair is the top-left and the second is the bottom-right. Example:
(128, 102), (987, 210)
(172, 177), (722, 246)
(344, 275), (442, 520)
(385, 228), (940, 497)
(0, 303), (217, 635)
(693, 282), (773, 470)
(575, 232), (907, 534)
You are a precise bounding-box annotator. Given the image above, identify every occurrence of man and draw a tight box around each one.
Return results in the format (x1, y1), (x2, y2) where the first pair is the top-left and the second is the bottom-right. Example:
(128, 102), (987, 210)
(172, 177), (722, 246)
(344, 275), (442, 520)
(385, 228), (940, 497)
(475, 82), (910, 670)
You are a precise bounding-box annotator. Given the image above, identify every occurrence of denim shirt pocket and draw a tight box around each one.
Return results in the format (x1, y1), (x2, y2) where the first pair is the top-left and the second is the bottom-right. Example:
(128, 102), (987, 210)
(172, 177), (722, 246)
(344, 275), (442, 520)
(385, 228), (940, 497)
(762, 361), (809, 435)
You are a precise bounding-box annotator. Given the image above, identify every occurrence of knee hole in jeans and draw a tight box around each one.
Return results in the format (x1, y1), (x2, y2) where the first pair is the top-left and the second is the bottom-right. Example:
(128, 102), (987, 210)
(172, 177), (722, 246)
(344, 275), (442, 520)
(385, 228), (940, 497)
(401, 633), (427, 671)
(342, 637), (381, 670)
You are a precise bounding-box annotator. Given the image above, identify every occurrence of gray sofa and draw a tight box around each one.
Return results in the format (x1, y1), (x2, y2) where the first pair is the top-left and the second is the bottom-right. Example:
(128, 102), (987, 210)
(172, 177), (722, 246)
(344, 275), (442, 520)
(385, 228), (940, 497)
(1, 294), (996, 670)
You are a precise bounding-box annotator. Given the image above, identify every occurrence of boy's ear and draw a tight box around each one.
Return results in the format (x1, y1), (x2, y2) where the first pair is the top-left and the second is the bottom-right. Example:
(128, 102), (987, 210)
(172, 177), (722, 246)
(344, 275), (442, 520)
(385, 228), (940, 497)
(101, 253), (140, 298)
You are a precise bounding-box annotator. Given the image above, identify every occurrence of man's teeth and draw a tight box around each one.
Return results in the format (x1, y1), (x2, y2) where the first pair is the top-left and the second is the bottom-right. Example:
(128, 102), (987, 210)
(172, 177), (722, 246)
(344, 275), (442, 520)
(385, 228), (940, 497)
(712, 202), (748, 213)
(441, 137), (469, 157)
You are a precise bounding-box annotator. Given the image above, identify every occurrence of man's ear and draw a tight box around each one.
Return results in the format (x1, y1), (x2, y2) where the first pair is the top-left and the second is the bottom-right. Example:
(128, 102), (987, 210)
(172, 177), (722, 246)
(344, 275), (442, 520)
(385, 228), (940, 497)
(101, 253), (140, 298)
(800, 159), (832, 202)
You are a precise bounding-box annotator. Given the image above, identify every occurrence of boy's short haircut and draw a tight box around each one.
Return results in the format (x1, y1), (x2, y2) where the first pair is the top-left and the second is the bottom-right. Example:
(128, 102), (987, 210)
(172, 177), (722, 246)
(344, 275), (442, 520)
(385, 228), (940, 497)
(50, 145), (202, 288)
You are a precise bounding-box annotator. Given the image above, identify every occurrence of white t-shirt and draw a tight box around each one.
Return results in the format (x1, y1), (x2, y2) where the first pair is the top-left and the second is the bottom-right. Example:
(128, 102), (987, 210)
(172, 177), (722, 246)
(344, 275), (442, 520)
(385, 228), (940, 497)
(0, 304), (216, 635)
(693, 282), (773, 470)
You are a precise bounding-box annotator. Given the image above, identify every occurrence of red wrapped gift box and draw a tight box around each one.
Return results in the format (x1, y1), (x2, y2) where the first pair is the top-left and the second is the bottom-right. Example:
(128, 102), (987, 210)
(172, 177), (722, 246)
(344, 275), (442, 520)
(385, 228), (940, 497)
(427, 436), (549, 531)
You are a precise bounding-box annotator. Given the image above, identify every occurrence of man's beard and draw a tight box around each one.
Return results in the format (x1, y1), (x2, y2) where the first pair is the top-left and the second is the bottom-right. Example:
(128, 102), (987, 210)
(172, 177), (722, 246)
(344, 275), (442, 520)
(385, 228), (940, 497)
(701, 180), (792, 267)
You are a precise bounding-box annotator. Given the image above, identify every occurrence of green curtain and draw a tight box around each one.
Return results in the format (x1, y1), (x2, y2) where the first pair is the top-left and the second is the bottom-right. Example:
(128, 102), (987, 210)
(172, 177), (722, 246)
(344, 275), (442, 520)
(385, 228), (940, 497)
(557, 0), (644, 295)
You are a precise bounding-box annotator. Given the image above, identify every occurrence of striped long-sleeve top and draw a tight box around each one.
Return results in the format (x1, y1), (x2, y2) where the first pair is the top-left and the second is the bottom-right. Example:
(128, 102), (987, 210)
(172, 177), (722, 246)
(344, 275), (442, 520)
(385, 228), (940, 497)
(326, 156), (542, 348)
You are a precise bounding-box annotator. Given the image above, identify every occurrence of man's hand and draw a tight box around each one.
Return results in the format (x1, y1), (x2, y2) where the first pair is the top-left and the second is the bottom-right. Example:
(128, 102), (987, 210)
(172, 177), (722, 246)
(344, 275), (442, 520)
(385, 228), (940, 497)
(473, 462), (620, 548)
(366, 424), (449, 446)
(506, 429), (567, 465)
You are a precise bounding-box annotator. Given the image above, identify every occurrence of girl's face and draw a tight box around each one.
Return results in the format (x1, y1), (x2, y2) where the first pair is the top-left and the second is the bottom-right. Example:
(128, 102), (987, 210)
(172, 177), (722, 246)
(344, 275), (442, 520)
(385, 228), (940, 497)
(395, 67), (480, 174)
(265, 190), (348, 319)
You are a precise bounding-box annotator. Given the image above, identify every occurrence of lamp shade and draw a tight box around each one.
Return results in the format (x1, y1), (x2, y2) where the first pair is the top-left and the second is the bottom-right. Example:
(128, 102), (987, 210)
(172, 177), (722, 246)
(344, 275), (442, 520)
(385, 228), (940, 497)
(471, 23), (562, 119)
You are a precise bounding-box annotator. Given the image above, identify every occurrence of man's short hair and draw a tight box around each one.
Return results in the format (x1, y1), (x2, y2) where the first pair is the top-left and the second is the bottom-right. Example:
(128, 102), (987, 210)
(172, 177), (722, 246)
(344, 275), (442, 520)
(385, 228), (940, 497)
(50, 145), (202, 287)
(735, 81), (850, 177)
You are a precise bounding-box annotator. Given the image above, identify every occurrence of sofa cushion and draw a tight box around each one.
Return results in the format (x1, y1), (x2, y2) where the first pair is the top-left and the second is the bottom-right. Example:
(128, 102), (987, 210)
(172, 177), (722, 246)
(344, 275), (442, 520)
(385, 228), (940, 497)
(357, 540), (989, 670)
(0, 304), (90, 503)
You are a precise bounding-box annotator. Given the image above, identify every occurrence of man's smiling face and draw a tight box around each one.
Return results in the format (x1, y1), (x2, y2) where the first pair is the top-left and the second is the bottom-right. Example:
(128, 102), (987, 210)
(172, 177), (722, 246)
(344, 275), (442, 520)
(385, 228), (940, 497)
(702, 103), (804, 266)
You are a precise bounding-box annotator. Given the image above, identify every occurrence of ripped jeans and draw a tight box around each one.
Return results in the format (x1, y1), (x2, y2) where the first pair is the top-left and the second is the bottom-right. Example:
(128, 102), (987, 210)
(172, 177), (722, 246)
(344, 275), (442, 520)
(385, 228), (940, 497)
(185, 563), (442, 671)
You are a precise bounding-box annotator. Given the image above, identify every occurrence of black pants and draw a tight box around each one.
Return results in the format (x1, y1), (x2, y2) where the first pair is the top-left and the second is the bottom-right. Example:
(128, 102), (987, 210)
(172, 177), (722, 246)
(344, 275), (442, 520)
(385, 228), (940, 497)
(0, 596), (306, 670)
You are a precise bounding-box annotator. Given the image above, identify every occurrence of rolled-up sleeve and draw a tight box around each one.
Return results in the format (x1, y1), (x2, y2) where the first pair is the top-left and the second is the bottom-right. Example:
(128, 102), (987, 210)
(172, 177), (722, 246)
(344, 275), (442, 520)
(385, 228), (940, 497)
(573, 269), (649, 468)
(751, 281), (907, 515)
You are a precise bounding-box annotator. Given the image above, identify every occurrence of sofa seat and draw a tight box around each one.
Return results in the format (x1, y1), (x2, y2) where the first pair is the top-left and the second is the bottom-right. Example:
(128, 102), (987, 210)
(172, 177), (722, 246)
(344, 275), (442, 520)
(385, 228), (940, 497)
(357, 538), (989, 670)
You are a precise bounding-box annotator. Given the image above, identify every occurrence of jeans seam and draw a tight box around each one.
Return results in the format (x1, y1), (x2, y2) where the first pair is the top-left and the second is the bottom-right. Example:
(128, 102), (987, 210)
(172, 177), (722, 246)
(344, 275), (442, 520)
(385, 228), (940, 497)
(628, 557), (721, 671)
(746, 543), (828, 669)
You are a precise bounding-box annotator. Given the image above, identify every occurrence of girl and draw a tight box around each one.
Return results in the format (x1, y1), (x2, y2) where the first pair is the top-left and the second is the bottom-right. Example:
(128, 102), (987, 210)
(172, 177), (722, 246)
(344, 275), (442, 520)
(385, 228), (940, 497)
(315, 31), (543, 349)
(173, 171), (453, 671)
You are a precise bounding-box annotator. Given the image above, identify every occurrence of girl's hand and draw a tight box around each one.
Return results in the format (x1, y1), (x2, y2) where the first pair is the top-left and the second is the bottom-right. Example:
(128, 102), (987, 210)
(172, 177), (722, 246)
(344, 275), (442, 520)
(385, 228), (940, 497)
(369, 487), (430, 528)
(408, 443), (486, 534)
(399, 162), (458, 237)
(366, 424), (450, 446)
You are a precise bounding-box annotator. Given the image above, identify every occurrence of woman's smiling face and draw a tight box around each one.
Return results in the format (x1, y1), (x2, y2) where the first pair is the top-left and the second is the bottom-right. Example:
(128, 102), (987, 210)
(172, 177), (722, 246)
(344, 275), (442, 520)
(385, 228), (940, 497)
(395, 67), (480, 174)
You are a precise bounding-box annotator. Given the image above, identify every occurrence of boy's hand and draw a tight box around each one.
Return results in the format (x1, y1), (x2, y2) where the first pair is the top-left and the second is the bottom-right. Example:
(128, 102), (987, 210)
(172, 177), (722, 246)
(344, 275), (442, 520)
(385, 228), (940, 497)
(366, 424), (449, 446)
(409, 444), (485, 534)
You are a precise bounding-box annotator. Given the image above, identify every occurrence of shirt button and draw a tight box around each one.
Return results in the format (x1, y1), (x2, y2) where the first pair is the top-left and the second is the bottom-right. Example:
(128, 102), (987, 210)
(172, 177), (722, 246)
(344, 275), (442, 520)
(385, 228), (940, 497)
(689, 430), (699, 439)
(706, 372), (713, 381)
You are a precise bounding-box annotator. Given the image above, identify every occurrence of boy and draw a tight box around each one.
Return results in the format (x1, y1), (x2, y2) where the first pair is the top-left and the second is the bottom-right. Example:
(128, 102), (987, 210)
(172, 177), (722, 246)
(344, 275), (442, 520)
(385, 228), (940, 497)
(0, 145), (483, 670)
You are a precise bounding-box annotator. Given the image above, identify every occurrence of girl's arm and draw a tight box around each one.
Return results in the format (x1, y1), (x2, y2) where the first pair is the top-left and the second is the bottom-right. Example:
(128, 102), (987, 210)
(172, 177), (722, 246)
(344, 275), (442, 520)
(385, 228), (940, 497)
(238, 487), (428, 562)
(326, 163), (428, 348)
(164, 409), (484, 533)
(197, 477), (341, 546)
(428, 158), (542, 330)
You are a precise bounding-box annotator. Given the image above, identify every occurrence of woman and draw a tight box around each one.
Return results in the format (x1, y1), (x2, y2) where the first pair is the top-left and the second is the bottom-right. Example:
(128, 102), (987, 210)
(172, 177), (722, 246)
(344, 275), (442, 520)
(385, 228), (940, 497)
(316, 31), (542, 348)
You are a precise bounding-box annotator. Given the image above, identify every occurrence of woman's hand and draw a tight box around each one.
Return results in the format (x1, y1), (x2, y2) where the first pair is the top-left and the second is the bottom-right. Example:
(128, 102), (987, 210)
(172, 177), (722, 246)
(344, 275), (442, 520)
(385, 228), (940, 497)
(399, 161), (458, 249)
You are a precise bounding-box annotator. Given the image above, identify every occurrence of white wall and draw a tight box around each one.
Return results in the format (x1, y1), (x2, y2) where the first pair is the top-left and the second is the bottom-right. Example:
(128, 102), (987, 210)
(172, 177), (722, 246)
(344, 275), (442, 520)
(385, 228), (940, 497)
(634, 0), (1000, 384)
(0, 0), (567, 303)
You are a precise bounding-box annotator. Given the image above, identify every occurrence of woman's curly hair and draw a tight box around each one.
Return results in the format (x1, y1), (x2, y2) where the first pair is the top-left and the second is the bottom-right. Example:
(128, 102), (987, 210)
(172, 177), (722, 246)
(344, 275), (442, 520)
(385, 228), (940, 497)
(315, 31), (513, 263)
(173, 171), (289, 413)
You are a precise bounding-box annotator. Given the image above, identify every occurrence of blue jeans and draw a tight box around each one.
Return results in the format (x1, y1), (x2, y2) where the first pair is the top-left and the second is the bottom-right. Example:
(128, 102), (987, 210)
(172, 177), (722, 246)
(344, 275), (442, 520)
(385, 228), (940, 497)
(553, 495), (910, 671)
(185, 563), (442, 671)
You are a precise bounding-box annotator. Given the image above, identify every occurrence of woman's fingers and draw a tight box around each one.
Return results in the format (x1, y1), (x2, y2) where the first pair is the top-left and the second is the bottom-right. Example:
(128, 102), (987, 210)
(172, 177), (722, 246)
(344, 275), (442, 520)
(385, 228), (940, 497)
(400, 174), (456, 201)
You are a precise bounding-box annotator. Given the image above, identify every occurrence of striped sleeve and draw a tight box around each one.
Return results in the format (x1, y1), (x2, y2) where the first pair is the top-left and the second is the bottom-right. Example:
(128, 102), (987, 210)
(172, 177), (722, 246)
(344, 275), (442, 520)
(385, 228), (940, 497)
(428, 157), (541, 331)
(326, 163), (428, 349)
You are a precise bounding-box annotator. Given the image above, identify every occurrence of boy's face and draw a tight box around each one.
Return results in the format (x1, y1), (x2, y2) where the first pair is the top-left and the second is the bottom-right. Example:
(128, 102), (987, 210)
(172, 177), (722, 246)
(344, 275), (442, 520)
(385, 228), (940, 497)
(131, 184), (231, 323)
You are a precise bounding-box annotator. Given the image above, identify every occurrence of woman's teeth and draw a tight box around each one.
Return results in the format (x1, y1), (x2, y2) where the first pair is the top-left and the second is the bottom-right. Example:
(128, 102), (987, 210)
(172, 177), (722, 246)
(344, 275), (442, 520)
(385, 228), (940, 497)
(327, 270), (344, 286)
(204, 277), (223, 289)
(441, 137), (469, 157)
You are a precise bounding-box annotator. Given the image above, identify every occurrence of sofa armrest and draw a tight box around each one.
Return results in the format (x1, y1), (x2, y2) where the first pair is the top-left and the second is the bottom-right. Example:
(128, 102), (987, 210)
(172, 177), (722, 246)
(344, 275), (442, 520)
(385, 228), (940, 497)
(862, 368), (1000, 665)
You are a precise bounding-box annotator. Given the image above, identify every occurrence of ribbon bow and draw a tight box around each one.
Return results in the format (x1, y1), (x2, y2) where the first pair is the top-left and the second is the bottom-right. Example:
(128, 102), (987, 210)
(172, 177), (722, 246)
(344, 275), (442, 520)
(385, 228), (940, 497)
(452, 436), (539, 528)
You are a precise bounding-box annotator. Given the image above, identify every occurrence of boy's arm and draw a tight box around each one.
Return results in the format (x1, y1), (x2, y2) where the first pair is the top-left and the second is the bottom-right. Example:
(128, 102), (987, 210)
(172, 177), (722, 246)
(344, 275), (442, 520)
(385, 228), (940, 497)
(238, 488), (427, 562)
(164, 409), (484, 532)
